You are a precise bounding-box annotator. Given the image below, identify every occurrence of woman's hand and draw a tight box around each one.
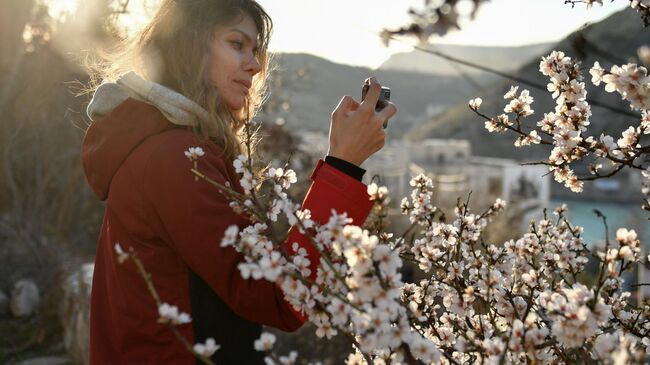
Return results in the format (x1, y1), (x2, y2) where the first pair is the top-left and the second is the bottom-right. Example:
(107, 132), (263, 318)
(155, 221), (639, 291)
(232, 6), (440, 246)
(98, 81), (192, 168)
(327, 77), (398, 166)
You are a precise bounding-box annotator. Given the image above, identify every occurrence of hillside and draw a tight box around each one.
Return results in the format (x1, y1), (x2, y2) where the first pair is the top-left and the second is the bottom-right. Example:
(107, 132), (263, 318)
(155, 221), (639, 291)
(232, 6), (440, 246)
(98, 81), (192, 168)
(404, 8), (650, 160)
(267, 53), (480, 139)
(378, 43), (552, 77)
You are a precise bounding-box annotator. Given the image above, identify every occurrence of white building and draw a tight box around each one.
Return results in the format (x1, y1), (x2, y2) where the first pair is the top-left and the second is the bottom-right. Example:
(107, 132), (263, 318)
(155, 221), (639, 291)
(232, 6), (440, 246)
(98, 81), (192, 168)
(363, 139), (550, 224)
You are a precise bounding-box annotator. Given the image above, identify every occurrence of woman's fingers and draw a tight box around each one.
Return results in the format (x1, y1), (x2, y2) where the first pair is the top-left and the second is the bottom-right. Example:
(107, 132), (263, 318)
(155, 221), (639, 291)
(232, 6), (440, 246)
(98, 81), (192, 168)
(332, 95), (358, 120)
(376, 102), (397, 128)
(359, 78), (381, 113)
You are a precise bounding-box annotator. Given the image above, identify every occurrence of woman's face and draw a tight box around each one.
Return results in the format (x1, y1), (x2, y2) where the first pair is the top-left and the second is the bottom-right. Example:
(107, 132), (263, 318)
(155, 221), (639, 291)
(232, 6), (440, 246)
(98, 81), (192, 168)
(209, 14), (262, 111)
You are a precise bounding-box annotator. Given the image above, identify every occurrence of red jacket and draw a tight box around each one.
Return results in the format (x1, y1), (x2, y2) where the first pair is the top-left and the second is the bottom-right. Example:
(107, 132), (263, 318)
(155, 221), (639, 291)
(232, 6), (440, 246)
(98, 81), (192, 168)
(82, 98), (373, 364)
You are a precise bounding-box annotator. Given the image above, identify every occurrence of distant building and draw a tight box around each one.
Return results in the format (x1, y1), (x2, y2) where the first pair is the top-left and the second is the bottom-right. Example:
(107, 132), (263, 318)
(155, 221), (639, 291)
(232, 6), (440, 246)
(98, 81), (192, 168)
(469, 156), (550, 212)
(363, 139), (550, 225)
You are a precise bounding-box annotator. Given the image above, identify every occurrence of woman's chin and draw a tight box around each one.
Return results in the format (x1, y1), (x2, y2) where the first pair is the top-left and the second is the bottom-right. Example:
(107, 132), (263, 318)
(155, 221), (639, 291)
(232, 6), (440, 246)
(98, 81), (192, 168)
(224, 98), (246, 112)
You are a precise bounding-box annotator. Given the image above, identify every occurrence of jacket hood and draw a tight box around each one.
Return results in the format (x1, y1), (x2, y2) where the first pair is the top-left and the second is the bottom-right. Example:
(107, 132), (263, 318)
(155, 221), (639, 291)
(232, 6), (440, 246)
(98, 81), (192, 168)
(82, 72), (210, 200)
(82, 98), (177, 200)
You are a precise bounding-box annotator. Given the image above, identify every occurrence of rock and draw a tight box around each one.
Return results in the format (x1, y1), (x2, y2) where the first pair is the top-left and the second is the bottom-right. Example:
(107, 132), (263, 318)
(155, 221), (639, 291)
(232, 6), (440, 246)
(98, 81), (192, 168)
(60, 263), (94, 365)
(0, 289), (8, 315)
(9, 279), (40, 317)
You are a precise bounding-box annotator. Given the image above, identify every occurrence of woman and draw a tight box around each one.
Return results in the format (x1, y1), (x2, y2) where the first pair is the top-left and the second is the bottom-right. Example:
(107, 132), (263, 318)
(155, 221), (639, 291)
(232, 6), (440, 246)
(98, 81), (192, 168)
(82, 0), (397, 364)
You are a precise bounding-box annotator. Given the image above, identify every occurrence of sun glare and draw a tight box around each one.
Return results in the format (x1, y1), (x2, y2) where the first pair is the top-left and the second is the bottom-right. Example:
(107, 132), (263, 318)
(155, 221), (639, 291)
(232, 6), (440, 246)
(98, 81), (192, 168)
(46, 0), (80, 20)
(112, 0), (157, 37)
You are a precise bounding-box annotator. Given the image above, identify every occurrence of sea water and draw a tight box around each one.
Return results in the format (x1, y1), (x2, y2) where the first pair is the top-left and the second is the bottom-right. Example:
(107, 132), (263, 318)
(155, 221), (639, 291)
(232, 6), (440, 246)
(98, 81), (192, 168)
(549, 199), (650, 250)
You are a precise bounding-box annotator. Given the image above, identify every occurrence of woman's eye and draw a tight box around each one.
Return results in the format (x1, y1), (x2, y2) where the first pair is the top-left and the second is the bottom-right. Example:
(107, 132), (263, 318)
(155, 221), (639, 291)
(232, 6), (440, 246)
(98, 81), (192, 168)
(230, 41), (243, 50)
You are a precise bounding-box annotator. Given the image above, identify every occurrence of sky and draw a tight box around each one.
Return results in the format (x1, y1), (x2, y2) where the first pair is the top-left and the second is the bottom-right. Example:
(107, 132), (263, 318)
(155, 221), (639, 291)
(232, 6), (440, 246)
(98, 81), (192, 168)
(254, 0), (630, 69)
(47, 0), (631, 69)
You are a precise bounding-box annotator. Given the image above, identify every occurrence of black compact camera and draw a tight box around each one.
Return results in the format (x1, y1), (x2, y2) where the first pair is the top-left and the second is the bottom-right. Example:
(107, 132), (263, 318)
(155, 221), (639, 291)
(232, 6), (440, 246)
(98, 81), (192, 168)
(361, 83), (391, 128)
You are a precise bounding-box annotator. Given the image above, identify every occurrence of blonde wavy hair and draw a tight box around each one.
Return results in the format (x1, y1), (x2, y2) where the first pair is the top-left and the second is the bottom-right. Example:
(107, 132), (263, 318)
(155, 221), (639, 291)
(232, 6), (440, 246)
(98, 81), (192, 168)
(88, 0), (273, 159)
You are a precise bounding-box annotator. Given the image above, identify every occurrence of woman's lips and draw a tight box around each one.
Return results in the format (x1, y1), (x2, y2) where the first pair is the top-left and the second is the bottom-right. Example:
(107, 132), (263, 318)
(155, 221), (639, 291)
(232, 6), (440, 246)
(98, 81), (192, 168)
(234, 80), (252, 90)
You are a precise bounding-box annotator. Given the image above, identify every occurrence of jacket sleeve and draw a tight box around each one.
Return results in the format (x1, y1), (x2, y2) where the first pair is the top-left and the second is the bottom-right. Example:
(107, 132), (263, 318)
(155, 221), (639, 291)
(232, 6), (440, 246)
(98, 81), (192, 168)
(283, 159), (372, 281)
(144, 142), (373, 331)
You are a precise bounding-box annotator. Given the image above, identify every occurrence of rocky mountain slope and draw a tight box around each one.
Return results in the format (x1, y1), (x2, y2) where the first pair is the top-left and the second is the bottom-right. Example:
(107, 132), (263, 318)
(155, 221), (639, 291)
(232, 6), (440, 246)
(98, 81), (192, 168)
(267, 52), (479, 138)
(378, 42), (552, 77)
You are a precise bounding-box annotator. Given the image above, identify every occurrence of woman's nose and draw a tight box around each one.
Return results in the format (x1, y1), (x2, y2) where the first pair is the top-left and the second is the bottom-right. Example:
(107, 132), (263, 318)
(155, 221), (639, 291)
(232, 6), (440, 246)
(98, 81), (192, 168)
(245, 55), (262, 76)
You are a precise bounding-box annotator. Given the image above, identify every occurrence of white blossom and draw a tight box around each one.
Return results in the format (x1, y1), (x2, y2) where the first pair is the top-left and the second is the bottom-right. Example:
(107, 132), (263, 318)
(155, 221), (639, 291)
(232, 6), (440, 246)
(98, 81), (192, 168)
(184, 147), (205, 161)
(269, 167), (297, 189)
(259, 251), (284, 281)
(158, 303), (191, 325)
(193, 338), (220, 357)
(590, 61), (605, 86)
(600, 63), (650, 110)
(617, 126), (639, 149)
(233, 154), (249, 174)
(616, 228), (638, 245)
(220, 225), (239, 247)
(514, 130), (541, 147)
(240, 171), (256, 192)
(254, 332), (277, 352)
(504, 86), (519, 99)
(504, 89), (534, 116)
(114, 242), (129, 264)
(469, 97), (482, 110)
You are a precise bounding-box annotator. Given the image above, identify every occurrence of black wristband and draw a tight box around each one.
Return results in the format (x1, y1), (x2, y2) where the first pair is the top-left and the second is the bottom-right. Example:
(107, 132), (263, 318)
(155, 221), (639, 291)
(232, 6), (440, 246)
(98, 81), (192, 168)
(324, 155), (365, 181)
